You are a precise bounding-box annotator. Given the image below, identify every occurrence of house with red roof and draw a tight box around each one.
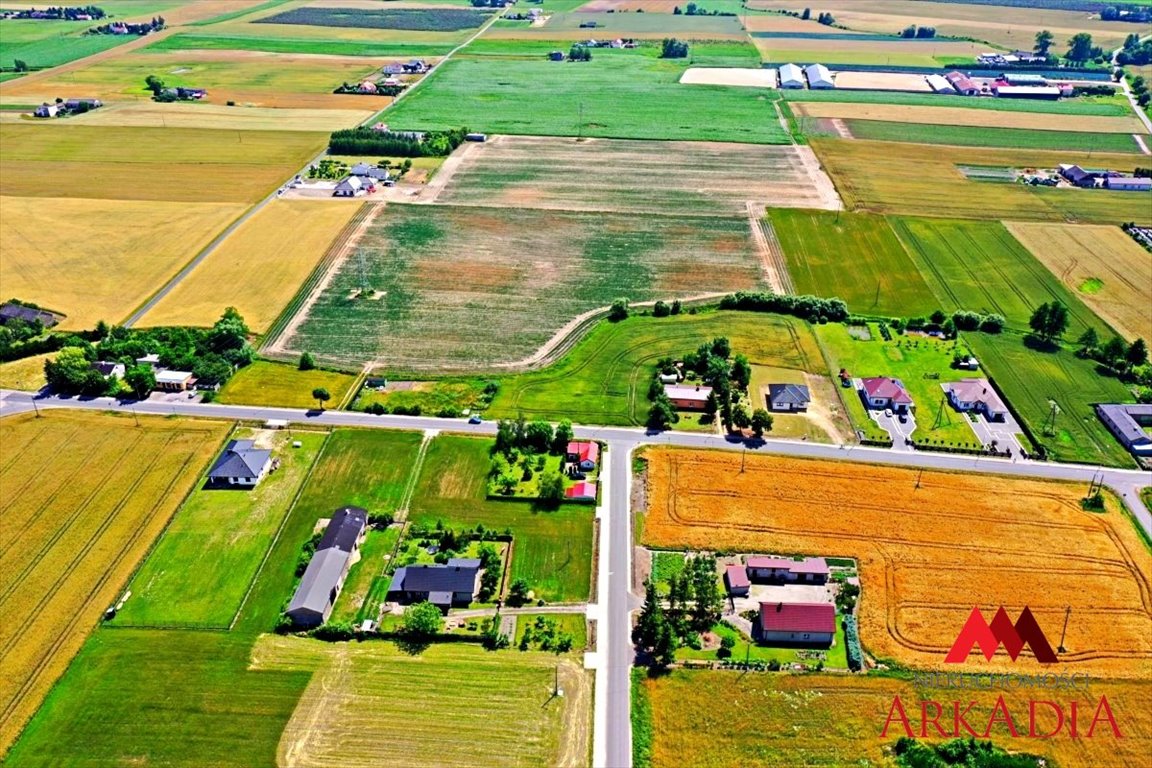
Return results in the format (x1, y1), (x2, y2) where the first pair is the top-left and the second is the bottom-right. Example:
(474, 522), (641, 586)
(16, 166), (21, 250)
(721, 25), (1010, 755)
(565, 481), (598, 502)
(860, 377), (914, 413)
(946, 378), (1008, 421)
(757, 602), (835, 646)
(746, 556), (829, 585)
(724, 565), (750, 597)
(566, 441), (600, 471)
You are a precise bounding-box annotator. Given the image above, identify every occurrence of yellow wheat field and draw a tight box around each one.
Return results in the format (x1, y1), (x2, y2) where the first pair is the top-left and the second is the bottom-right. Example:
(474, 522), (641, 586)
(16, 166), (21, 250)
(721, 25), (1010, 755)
(1005, 222), (1152, 343)
(0, 196), (245, 328)
(643, 448), (1152, 678)
(139, 200), (363, 333)
(794, 102), (1149, 135)
(0, 411), (229, 756)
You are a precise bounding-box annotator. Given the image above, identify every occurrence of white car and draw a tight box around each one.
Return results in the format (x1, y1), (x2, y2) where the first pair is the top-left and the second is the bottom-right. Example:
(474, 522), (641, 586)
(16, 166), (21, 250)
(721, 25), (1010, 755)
(883, 409), (893, 417)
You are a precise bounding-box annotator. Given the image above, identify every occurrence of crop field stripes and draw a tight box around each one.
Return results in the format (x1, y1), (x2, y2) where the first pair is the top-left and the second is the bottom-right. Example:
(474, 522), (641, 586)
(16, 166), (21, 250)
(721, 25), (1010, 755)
(749, 210), (795, 295)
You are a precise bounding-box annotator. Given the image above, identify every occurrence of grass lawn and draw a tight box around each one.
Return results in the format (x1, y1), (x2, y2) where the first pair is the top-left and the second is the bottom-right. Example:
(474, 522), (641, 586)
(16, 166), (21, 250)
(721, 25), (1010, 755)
(677, 619), (849, 669)
(112, 428), (328, 629)
(382, 48), (790, 144)
(649, 550), (685, 596)
(845, 120), (1143, 154)
(965, 332), (1136, 468)
(354, 378), (492, 416)
(329, 525), (399, 624)
(516, 612), (589, 651)
(290, 428), (425, 518)
(0, 352), (50, 391)
(408, 435), (594, 603)
(488, 311), (827, 426)
(769, 210), (938, 318)
(815, 324), (981, 446)
(889, 217), (1113, 338)
(217, 360), (357, 409)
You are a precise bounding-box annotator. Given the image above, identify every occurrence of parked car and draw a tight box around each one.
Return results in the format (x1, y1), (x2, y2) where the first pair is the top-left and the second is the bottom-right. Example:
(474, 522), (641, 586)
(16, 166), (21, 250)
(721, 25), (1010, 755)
(884, 409), (893, 417)
(468, 414), (482, 424)
(898, 413), (907, 423)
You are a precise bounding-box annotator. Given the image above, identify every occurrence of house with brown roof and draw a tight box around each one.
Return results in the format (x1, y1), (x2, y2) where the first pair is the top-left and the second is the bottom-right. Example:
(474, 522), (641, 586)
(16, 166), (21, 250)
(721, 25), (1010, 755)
(946, 379), (1008, 421)
(746, 556), (829, 585)
(724, 565), (750, 597)
(757, 602), (835, 646)
(664, 384), (712, 411)
(860, 377), (914, 413)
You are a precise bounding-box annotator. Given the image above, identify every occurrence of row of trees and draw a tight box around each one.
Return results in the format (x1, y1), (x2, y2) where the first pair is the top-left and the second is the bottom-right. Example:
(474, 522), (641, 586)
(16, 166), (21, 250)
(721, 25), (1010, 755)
(718, 292), (850, 324)
(1076, 328), (1148, 376)
(672, 3), (735, 16)
(1117, 33), (1152, 67)
(568, 44), (592, 62)
(660, 38), (689, 59)
(900, 24), (936, 39)
(1128, 74), (1151, 109)
(328, 127), (470, 157)
(633, 556), (724, 669)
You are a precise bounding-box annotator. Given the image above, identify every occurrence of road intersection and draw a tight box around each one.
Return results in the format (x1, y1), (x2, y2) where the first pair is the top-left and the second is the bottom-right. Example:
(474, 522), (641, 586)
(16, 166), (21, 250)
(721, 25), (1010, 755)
(2, 390), (1149, 768)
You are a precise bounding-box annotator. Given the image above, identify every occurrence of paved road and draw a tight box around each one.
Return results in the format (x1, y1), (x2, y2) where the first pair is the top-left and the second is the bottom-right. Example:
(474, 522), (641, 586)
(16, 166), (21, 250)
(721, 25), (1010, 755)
(1113, 36), (1152, 135)
(3, 390), (1150, 768)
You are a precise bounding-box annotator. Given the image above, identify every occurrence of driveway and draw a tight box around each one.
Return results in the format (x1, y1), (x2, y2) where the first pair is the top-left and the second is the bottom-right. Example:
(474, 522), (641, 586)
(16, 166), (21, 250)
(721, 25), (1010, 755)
(968, 413), (1027, 457)
(873, 409), (916, 450)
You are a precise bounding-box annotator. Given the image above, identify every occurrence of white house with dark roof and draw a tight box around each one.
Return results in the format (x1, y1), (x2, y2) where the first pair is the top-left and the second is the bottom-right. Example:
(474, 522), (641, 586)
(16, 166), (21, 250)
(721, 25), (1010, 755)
(91, 361), (125, 379)
(946, 379), (1007, 421)
(387, 558), (482, 614)
(208, 439), (272, 487)
(286, 507), (368, 627)
(768, 383), (810, 412)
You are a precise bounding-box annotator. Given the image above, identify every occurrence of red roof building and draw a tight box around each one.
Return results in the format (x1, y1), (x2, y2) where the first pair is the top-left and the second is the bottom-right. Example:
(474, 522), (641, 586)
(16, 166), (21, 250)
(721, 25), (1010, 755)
(565, 481), (598, 501)
(566, 441), (600, 468)
(758, 602), (836, 643)
(861, 377), (914, 412)
(724, 565), (750, 596)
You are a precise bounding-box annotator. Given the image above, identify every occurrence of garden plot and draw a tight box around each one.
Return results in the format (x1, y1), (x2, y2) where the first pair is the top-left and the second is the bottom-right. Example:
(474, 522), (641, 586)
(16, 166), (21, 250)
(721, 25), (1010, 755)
(275, 204), (766, 370)
(433, 136), (842, 215)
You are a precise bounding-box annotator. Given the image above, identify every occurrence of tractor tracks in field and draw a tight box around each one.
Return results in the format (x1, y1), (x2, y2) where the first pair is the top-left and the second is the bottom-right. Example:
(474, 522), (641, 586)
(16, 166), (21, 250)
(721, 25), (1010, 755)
(748, 203), (795, 295)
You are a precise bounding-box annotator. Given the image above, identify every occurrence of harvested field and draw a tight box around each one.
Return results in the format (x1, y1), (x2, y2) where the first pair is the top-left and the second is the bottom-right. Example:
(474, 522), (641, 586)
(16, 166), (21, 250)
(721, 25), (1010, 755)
(434, 136), (842, 215)
(0, 411), (229, 756)
(0, 124), (327, 203)
(679, 67), (776, 88)
(0, 352), (51, 392)
(1005, 222), (1152, 343)
(831, 70), (931, 91)
(810, 138), (1152, 224)
(0, 196), (245, 328)
(278, 205), (767, 370)
(753, 36), (987, 67)
(60, 102), (378, 131)
(139, 200), (362, 332)
(640, 670), (1152, 768)
(794, 101), (1149, 134)
(642, 448), (1152, 676)
(252, 635), (591, 768)
(490, 11), (747, 40)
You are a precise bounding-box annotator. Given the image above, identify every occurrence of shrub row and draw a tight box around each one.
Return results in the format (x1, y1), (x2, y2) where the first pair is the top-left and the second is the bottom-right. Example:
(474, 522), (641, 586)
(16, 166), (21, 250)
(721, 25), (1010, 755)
(718, 292), (849, 323)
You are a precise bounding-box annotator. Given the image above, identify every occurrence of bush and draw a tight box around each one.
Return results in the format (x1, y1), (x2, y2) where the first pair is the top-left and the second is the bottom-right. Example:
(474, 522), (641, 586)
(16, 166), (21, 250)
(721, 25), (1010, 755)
(608, 298), (629, 322)
(660, 38), (689, 58)
(313, 620), (356, 641)
(718, 291), (849, 323)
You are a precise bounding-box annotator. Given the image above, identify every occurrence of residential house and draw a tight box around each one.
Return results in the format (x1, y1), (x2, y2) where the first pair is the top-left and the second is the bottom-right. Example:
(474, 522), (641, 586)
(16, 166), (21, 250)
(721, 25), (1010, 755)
(387, 558), (482, 613)
(757, 602), (835, 646)
(154, 369), (194, 391)
(0, 302), (58, 327)
(382, 64), (404, 76)
(860, 377), (913, 413)
(664, 384), (713, 411)
(402, 60), (428, 73)
(658, 372), (679, 384)
(350, 163), (391, 182)
(566, 441), (600, 471)
(34, 103), (58, 118)
(286, 506), (369, 627)
(746, 556), (829, 584)
(1097, 403), (1152, 456)
(64, 98), (102, 110)
(724, 565), (750, 597)
(334, 176), (367, 197)
(207, 439), (273, 487)
(358, 80), (377, 93)
(135, 353), (161, 368)
(804, 63), (834, 89)
(90, 361), (125, 379)
(768, 383), (810, 412)
(1106, 176), (1152, 192)
(548, 50), (566, 61)
(565, 481), (598, 502)
(777, 63), (804, 89)
(946, 379), (1008, 421)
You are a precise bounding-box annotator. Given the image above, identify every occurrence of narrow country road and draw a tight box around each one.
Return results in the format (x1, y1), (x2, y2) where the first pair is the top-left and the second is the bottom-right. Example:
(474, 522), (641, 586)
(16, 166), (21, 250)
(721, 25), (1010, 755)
(3, 390), (1149, 768)
(1112, 35), (1152, 135)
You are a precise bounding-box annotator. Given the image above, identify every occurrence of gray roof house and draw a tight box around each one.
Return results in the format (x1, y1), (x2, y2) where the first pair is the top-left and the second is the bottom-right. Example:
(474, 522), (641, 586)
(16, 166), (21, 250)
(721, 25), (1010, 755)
(0, 302), (58, 327)
(778, 63), (804, 89)
(91, 361), (125, 379)
(333, 175), (366, 197)
(768, 383), (811, 412)
(207, 439), (272, 487)
(805, 63), (834, 89)
(388, 558), (482, 613)
(286, 506), (368, 628)
(1097, 404), (1152, 456)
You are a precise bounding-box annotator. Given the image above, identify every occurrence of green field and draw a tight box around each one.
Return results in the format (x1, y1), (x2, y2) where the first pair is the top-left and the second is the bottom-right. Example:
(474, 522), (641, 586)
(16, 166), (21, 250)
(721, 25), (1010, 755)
(408, 435), (593, 603)
(0, 1), (181, 68)
(383, 48), (789, 143)
(112, 429), (327, 629)
(784, 89), (1133, 116)
(217, 360), (358, 409)
(281, 205), (765, 370)
(290, 428), (424, 518)
(769, 210), (938, 317)
(889, 218), (1112, 337)
(515, 612), (589, 650)
(815, 323), (981, 446)
(498, 11), (745, 36)
(148, 32), (455, 57)
(488, 310), (827, 425)
(845, 120), (1144, 154)
(965, 332), (1136, 467)
(329, 525), (401, 624)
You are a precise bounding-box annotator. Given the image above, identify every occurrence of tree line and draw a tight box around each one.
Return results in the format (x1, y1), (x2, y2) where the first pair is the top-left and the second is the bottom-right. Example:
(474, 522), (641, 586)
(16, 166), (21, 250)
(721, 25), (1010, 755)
(634, 556), (724, 670)
(328, 126), (470, 157)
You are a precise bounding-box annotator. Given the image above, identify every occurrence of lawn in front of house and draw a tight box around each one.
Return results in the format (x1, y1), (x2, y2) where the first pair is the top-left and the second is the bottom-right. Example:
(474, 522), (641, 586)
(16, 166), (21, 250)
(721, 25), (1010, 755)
(217, 360), (357, 409)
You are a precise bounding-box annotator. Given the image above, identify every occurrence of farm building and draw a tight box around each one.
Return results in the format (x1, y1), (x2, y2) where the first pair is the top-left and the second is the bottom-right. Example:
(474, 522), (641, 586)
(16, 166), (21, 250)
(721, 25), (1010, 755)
(154, 369), (194, 391)
(768, 383), (810, 412)
(1097, 404), (1152, 456)
(756, 601), (835, 646)
(286, 507), (368, 627)
(925, 74), (954, 94)
(350, 163), (391, 182)
(566, 441), (600, 471)
(63, 98), (102, 110)
(724, 565), (750, 597)
(1058, 164), (1102, 188)
(1004, 73), (1048, 86)
(995, 85), (1061, 100)
(778, 63), (805, 89)
(34, 103), (58, 118)
(135, 353), (161, 368)
(334, 176), (371, 197)
(945, 71), (979, 96)
(804, 64), (834, 90)
(1106, 176), (1152, 192)
(207, 439), (272, 487)
(548, 50), (565, 61)
(387, 559), (482, 613)
(945, 379), (1008, 421)
(358, 81), (377, 93)
(90, 361), (125, 379)
(0, 302), (58, 327)
(565, 481), (598, 502)
(746, 556), (829, 584)
(664, 384), (713, 411)
(860, 377), (914, 413)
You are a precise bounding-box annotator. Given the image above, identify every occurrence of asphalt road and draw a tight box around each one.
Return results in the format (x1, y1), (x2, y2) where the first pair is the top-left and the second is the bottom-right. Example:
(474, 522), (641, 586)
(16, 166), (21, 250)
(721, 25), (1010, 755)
(3, 390), (1149, 768)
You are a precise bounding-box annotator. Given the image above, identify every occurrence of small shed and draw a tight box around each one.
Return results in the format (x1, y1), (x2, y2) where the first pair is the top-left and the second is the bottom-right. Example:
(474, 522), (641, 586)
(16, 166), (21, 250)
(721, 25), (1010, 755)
(804, 63), (834, 89)
(724, 565), (750, 597)
(777, 63), (804, 89)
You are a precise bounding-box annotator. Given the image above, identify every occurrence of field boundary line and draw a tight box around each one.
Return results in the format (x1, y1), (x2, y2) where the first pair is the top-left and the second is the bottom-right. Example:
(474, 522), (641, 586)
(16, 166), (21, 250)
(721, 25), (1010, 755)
(337, 366), (370, 411)
(747, 204), (795, 295)
(227, 428), (333, 632)
(394, 430), (434, 521)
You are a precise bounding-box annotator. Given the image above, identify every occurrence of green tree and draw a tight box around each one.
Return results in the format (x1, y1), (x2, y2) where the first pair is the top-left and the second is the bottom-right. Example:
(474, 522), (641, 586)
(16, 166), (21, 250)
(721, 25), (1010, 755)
(731, 404), (751, 430)
(608, 298), (629, 322)
(524, 420), (554, 452)
(653, 619), (678, 667)
(507, 578), (531, 607)
(123, 364), (156, 400)
(1034, 29), (1054, 55)
(399, 601), (443, 638)
(731, 354), (751, 391)
(551, 418), (574, 454)
(750, 408), (773, 437)
(538, 471), (565, 505)
(1067, 32), (1094, 61)
(689, 556), (722, 633)
(298, 351), (316, 371)
(670, 299), (682, 315)
(634, 580), (663, 648)
(800, 8), (810, 20)
(648, 395), (679, 430)
(13, 59), (28, 72)
(1126, 338), (1148, 368)
(44, 346), (103, 395)
(1077, 327), (1099, 352)
(1028, 302), (1069, 342)
(652, 300), (670, 317)
(1101, 336), (1129, 367)
(312, 387), (331, 409)
(144, 74), (165, 95)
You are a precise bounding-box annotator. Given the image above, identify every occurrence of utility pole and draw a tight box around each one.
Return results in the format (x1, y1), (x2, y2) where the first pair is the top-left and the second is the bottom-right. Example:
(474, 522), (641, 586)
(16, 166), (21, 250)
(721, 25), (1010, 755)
(554, 663), (564, 697)
(740, 447), (746, 473)
(577, 101), (584, 141)
(1058, 606), (1071, 653)
(915, 468), (923, 490)
(131, 406), (140, 428)
(31, 397), (40, 418)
